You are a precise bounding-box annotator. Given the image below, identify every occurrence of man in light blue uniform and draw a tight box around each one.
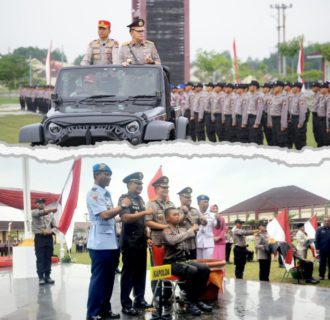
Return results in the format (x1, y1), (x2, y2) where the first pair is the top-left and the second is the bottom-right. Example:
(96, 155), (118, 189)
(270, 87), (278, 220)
(86, 163), (131, 320)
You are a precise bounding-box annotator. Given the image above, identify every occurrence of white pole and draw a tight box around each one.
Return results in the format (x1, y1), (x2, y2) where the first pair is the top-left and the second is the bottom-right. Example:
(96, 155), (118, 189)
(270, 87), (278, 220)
(22, 158), (32, 239)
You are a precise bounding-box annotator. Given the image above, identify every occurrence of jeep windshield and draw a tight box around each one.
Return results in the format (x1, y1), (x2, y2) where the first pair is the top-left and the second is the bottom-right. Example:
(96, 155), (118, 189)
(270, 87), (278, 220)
(55, 66), (162, 113)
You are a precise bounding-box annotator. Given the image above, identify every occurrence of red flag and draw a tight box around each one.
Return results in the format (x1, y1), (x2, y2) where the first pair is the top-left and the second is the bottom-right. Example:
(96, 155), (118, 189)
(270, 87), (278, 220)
(304, 214), (318, 239)
(147, 166), (163, 201)
(233, 39), (239, 83)
(58, 159), (82, 234)
(297, 41), (304, 83)
(267, 209), (293, 264)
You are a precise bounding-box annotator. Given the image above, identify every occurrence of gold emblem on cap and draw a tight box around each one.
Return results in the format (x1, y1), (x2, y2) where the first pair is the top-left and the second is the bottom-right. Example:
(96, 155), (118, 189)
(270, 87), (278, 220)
(138, 20), (143, 26)
(99, 164), (106, 170)
(164, 177), (168, 183)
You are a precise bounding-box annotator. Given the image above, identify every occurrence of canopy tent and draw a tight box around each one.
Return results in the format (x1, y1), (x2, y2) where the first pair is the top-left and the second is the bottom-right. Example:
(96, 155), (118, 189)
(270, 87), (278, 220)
(0, 187), (61, 210)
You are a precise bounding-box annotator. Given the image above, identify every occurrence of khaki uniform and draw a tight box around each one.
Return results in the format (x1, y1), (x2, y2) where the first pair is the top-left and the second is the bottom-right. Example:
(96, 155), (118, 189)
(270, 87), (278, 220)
(31, 209), (57, 234)
(81, 38), (119, 65)
(145, 199), (174, 246)
(223, 92), (236, 142)
(295, 229), (308, 259)
(255, 231), (271, 281)
(311, 92), (322, 145)
(118, 40), (161, 65)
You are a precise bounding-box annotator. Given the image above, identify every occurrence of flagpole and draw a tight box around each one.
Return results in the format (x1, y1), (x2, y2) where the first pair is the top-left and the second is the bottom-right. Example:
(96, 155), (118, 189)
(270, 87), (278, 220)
(22, 158), (33, 240)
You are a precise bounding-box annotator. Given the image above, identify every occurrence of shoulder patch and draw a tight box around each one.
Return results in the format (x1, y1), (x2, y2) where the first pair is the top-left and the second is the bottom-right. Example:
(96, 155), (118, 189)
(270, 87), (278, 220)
(91, 192), (98, 201)
(145, 40), (154, 44)
(122, 41), (130, 46)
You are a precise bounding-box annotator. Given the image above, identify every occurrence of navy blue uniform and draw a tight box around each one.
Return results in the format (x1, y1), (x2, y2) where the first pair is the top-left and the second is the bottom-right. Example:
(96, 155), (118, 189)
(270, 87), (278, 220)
(315, 225), (330, 279)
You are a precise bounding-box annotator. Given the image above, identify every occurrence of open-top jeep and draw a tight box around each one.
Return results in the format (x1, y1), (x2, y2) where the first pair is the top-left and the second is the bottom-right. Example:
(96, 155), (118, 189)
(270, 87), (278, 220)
(19, 65), (188, 146)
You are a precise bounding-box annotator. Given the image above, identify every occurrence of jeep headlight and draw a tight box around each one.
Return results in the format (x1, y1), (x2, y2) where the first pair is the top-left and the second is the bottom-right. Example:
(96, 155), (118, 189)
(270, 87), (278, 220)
(49, 123), (62, 136)
(126, 121), (140, 134)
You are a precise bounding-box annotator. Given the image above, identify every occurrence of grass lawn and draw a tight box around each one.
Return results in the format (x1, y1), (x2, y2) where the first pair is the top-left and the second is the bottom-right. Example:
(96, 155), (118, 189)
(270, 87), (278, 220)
(0, 114), (42, 144)
(54, 242), (330, 288)
(0, 96), (19, 105)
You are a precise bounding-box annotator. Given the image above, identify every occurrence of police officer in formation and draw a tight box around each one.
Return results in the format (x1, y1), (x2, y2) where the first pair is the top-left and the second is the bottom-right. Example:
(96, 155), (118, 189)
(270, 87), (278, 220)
(19, 85), (54, 114)
(171, 79), (330, 148)
(119, 18), (161, 65)
(81, 20), (119, 65)
(118, 172), (153, 316)
(31, 198), (58, 285)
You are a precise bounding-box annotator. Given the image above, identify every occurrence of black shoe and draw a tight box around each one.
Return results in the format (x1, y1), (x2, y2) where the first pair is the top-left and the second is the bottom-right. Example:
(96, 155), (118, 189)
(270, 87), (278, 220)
(186, 303), (202, 316)
(319, 276), (325, 281)
(104, 311), (120, 319)
(45, 276), (55, 284)
(196, 301), (213, 312)
(133, 300), (152, 309)
(121, 307), (138, 316)
(39, 278), (46, 285)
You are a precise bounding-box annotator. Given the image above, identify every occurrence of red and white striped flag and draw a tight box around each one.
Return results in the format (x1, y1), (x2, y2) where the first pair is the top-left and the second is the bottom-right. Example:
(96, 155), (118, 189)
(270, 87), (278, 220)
(304, 214), (318, 239)
(232, 39), (239, 83)
(267, 209), (293, 264)
(57, 159), (82, 249)
(45, 41), (52, 85)
(297, 41), (304, 83)
(147, 166), (163, 201)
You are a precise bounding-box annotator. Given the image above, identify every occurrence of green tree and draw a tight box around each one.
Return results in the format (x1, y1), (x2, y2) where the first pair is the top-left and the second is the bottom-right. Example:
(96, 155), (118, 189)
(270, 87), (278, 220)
(73, 54), (84, 66)
(192, 49), (232, 82)
(0, 54), (29, 89)
(314, 43), (330, 61)
(13, 46), (67, 62)
(51, 49), (67, 63)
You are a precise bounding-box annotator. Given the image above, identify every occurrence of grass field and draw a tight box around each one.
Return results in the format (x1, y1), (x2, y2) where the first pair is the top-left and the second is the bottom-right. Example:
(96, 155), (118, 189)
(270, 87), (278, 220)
(0, 96), (19, 105)
(54, 242), (330, 288)
(0, 114), (42, 144)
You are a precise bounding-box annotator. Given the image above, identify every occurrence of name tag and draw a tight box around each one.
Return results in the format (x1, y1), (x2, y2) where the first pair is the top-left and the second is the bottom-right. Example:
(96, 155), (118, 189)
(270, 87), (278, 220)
(150, 264), (172, 281)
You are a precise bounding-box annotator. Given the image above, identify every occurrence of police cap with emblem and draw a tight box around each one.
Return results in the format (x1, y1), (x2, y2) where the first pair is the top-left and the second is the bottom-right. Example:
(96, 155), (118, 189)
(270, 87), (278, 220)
(284, 81), (292, 88)
(205, 82), (214, 88)
(98, 20), (111, 29)
(312, 82), (321, 88)
(249, 80), (260, 88)
(234, 219), (244, 225)
(262, 82), (273, 89)
(185, 82), (194, 87)
(127, 18), (145, 28)
(224, 83), (234, 89)
(321, 82), (329, 89)
(93, 163), (112, 174)
(123, 172), (143, 184)
(152, 176), (169, 187)
(195, 83), (203, 88)
(215, 82), (225, 88)
(197, 194), (209, 202)
(258, 220), (268, 227)
(292, 82), (303, 89)
(177, 187), (192, 197)
(273, 80), (285, 88)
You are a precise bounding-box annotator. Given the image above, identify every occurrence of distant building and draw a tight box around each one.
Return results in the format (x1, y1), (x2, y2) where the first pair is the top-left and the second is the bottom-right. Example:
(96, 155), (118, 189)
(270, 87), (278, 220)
(132, 0), (190, 84)
(221, 185), (329, 226)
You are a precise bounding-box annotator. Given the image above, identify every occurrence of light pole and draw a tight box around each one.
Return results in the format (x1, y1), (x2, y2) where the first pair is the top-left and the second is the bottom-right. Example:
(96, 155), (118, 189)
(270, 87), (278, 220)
(281, 3), (293, 76)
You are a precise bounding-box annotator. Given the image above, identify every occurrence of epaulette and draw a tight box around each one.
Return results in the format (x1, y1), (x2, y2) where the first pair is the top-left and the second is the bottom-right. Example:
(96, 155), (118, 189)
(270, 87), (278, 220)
(122, 41), (130, 46)
(145, 40), (154, 44)
(91, 187), (97, 191)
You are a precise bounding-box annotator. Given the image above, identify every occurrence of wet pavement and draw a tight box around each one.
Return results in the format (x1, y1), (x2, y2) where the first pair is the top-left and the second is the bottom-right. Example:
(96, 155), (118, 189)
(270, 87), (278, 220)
(0, 264), (329, 320)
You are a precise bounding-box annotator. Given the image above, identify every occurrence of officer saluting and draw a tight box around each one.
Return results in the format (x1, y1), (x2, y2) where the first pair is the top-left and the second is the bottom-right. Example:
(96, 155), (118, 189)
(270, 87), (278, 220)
(31, 198), (57, 285)
(118, 18), (161, 65)
(81, 20), (119, 65)
(118, 172), (153, 316)
(86, 163), (130, 320)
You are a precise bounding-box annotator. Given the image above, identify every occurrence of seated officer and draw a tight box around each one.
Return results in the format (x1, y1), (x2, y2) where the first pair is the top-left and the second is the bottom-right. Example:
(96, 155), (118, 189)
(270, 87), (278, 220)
(162, 207), (213, 316)
(293, 246), (319, 284)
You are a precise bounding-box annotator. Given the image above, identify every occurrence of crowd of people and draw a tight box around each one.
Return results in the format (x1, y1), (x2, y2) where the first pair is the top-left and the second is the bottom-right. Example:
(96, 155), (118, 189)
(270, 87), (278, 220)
(18, 85), (54, 114)
(171, 80), (330, 148)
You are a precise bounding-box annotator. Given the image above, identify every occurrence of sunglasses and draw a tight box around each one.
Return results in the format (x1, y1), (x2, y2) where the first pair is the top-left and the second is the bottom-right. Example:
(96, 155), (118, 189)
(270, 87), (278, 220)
(131, 29), (145, 33)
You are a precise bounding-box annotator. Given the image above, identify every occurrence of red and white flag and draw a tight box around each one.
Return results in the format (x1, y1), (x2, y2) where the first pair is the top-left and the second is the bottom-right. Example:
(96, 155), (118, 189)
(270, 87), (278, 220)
(297, 41), (304, 84)
(232, 39), (239, 83)
(57, 159), (82, 249)
(45, 41), (52, 85)
(304, 214), (318, 239)
(267, 209), (293, 264)
(147, 166), (163, 201)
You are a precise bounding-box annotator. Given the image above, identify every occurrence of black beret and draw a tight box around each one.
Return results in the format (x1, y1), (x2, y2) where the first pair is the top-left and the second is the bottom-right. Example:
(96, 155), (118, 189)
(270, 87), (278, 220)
(273, 80), (285, 87)
(224, 83), (234, 89)
(215, 82), (225, 88)
(312, 82), (322, 88)
(205, 82), (214, 88)
(35, 198), (46, 204)
(234, 219), (244, 224)
(185, 82), (194, 87)
(178, 187), (192, 196)
(284, 81), (292, 87)
(292, 82), (303, 89)
(152, 176), (169, 187)
(249, 80), (260, 88)
(127, 18), (145, 28)
(195, 83), (203, 88)
(123, 172), (143, 184)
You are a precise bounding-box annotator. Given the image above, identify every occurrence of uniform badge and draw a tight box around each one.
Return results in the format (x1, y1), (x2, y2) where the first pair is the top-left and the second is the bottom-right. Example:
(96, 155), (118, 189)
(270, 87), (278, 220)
(92, 192), (98, 201)
(138, 20), (143, 26)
